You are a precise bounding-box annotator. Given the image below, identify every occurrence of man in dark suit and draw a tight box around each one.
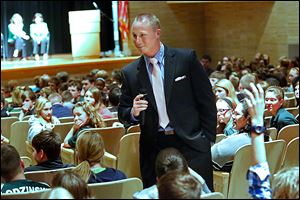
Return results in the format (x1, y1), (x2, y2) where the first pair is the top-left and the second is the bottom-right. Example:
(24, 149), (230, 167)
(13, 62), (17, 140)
(118, 13), (217, 190)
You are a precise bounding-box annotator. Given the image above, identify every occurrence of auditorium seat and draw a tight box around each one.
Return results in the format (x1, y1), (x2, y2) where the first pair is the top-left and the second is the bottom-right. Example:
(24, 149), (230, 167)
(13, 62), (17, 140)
(1, 116), (18, 139)
(1, 189), (51, 199)
(88, 177), (143, 199)
(281, 137), (299, 168)
(277, 124), (299, 144)
(213, 140), (286, 198)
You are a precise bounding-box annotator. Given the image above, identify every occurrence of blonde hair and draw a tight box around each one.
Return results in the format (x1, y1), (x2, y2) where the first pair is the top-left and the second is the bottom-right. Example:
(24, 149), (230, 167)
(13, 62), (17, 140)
(73, 131), (105, 182)
(215, 79), (239, 104)
(73, 101), (106, 128)
(34, 97), (51, 117)
(272, 167), (299, 199)
(132, 13), (161, 31)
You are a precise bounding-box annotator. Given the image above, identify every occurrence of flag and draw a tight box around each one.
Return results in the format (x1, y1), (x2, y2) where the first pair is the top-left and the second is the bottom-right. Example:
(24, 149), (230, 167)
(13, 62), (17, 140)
(118, 1), (129, 41)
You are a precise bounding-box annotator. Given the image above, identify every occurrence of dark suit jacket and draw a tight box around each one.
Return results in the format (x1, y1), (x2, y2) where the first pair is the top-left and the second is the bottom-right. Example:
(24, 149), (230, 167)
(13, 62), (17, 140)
(118, 46), (217, 153)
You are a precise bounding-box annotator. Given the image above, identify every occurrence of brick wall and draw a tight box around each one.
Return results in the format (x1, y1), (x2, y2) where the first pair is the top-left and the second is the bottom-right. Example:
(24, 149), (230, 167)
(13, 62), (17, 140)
(128, 1), (299, 67)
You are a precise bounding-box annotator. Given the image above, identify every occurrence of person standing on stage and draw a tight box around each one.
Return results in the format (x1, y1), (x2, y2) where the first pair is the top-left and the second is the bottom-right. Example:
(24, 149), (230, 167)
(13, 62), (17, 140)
(30, 13), (49, 61)
(118, 13), (217, 190)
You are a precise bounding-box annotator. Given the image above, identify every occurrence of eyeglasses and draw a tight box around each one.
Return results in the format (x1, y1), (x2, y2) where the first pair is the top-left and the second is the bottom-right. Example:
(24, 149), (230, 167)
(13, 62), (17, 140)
(217, 108), (231, 115)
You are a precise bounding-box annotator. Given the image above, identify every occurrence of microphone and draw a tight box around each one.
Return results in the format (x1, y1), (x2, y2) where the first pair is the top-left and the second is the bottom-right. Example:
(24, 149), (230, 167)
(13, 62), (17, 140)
(140, 89), (147, 126)
(92, 2), (114, 22)
(93, 2), (99, 9)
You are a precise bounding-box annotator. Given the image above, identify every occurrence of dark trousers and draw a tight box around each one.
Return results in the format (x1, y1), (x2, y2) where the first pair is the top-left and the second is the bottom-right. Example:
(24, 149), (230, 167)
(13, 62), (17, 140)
(139, 131), (214, 191)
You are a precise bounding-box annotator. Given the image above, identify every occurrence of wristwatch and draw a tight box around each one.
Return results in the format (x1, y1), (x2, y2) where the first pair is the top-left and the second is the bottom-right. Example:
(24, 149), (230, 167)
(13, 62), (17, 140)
(251, 125), (266, 135)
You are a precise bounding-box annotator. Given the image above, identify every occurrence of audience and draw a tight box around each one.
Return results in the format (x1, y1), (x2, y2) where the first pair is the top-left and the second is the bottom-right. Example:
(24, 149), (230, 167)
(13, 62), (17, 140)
(51, 171), (91, 199)
(216, 97), (238, 136)
(157, 171), (202, 199)
(72, 130), (127, 183)
(1, 144), (50, 193)
(211, 95), (253, 172)
(27, 97), (60, 142)
(133, 147), (210, 199)
(48, 93), (73, 118)
(265, 86), (298, 131)
(63, 101), (105, 148)
(1, 95), (10, 117)
(24, 130), (73, 172)
(83, 87), (114, 119)
(245, 83), (299, 199)
(41, 187), (74, 199)
(18, 89), (36, 121)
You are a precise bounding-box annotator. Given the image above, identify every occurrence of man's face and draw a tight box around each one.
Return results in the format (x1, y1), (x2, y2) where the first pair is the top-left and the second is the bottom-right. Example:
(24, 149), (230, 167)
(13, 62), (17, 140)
(265, 91), (283, 114)
(68, 86), (80, 99)
(82, 80), (92, 92)
(132, 21), (160, 57)
(201, 59), (210, 69)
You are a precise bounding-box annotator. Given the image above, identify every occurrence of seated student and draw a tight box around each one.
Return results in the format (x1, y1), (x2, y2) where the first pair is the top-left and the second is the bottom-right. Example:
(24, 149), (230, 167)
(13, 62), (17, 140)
(83, 87), (114, 119)
(292, 76), (299, 107)
(61, 90), (74, 110)
(72, 130), (127, 183)
(51, 171), (91, 199)
(265, 86), (298, 131)
(41, 187), (74, 199)
(18, 90), (36, 121)
(244, 83), (299, 199)
(216, 97), (238, 136)
(133, 147), (210, 199)
(24, 130), (73, 172)
(1, 95), (10, 117)
(211, 95), (253, 172)
(108, 86), (121, 113)
(27, 97), (60, 142)
(48, 93), (73, 118)
(68, 81), (82, 104)
(63, 101), (105, 148)
(157, 171), (202, 199)
(1, 144), (50, 193)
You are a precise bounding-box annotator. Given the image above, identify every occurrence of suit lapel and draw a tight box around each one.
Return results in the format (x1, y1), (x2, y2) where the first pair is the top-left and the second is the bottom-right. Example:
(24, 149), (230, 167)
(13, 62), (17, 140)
(137, 57), (158, 112)
(164, 46), (176, 106)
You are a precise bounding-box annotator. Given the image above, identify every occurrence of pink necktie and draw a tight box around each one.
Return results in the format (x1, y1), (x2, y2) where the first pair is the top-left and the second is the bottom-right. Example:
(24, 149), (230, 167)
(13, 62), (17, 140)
(150, 57), (170, 128)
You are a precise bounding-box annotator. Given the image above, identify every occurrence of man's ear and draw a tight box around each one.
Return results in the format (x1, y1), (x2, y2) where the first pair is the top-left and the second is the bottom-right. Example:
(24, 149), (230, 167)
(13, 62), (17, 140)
(20, 159), (25, 170)
(279, 98), (284, 106)
(37, 149), (46, 160)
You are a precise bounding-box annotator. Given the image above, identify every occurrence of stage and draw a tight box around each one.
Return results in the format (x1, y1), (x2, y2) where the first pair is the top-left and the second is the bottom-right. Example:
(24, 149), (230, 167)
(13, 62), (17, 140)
(1, 54), (139, 85)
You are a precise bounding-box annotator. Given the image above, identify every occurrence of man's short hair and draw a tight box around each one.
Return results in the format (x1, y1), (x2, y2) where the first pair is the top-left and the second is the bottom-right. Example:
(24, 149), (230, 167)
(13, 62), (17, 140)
(155, 147), (189, 178)
(202, 54), (212, 62)
(1, 144), (22, 181)
(48, 93), (63, 104)
(265, 86), (284, 100)
(32, 130), (62, 161)
(158, 171), (202, 199)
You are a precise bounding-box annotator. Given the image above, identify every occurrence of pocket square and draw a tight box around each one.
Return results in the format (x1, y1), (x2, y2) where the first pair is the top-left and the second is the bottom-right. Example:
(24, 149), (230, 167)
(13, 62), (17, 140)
(175, 75), (186, 82)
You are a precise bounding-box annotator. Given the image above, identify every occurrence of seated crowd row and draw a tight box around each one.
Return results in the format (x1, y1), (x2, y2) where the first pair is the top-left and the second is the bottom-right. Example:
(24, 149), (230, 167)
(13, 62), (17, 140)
(1, 53), (299, 198)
